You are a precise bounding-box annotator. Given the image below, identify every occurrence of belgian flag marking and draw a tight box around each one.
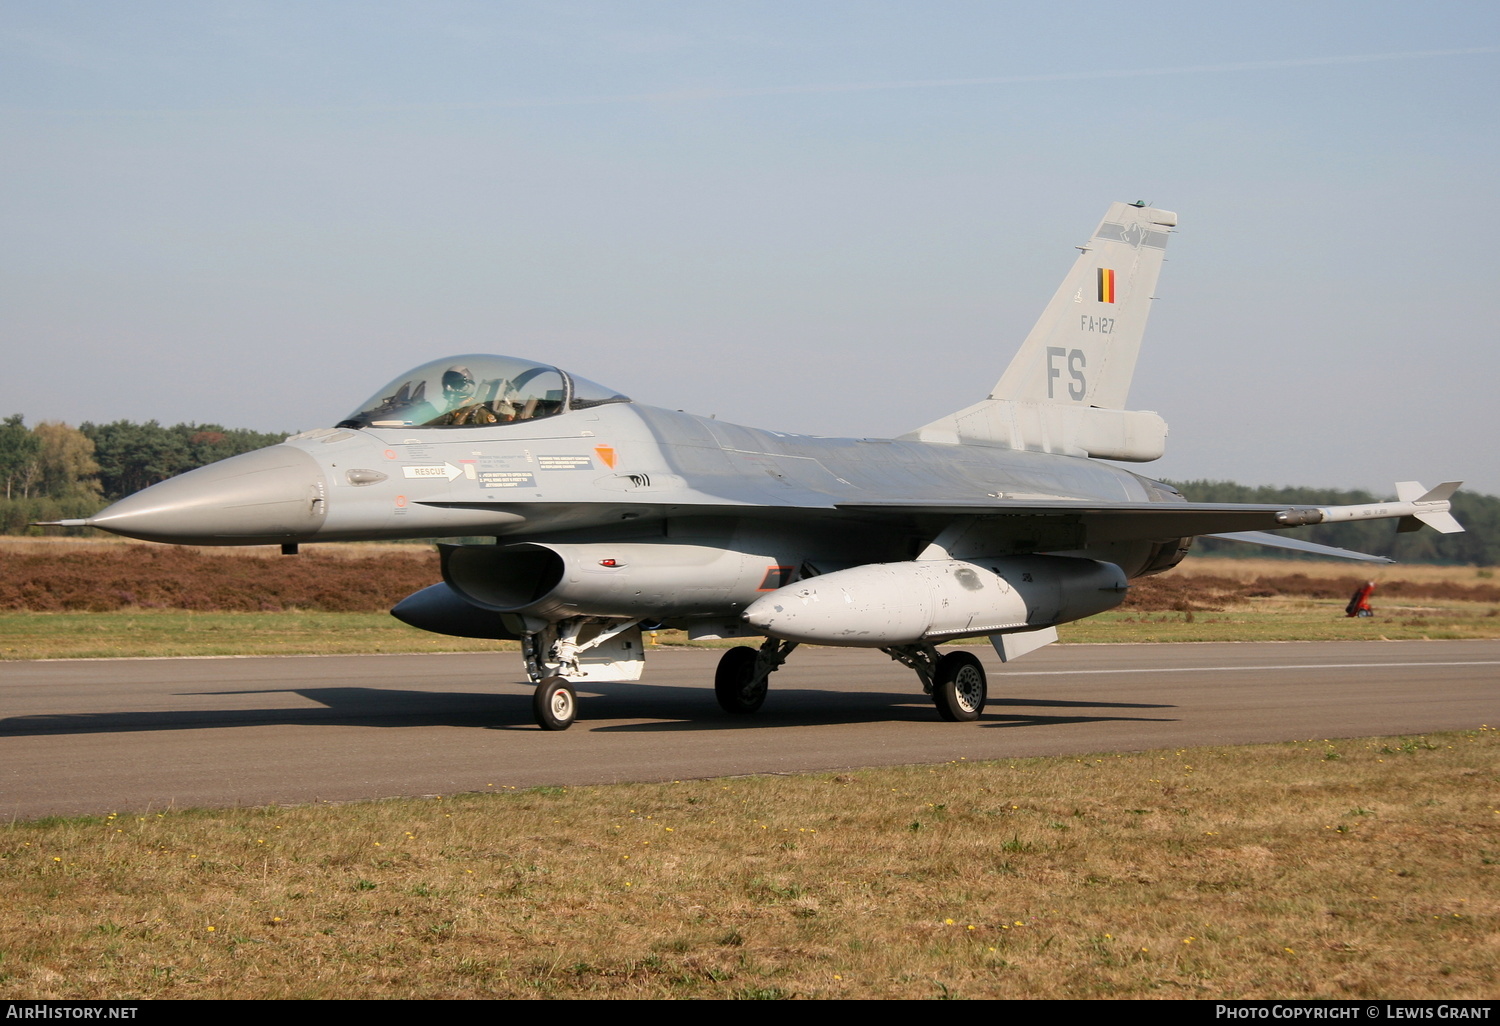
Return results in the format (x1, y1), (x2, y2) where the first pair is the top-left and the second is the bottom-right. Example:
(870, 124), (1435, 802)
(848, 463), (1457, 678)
(1097, 267), (1116, 304)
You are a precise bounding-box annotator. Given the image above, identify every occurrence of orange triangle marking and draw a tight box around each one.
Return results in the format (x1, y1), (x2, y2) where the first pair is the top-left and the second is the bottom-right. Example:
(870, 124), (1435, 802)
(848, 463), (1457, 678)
(594, 445), (617, 469)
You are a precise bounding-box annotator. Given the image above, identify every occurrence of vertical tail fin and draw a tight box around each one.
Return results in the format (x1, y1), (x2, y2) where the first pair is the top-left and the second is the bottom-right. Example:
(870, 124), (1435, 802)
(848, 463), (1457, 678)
(906, 202), (1175, 461)
(990, 201), (1175, 409)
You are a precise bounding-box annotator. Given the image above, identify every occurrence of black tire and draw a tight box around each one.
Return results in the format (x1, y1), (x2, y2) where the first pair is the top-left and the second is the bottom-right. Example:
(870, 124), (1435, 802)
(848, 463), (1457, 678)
(933, 651), (986, 722)
(533, 676), (577, 731)
(714, 646), (767, 714)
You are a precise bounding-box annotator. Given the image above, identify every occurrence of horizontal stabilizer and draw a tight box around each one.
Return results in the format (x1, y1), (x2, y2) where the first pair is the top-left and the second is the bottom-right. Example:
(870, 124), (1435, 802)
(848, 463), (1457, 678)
(906, 399), (1167, 461)
(1205, 531), (1395, 564)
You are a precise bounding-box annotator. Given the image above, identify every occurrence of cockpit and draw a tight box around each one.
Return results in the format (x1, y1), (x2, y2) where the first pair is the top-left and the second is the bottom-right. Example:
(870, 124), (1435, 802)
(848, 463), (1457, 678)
(336, 355), (631, 430)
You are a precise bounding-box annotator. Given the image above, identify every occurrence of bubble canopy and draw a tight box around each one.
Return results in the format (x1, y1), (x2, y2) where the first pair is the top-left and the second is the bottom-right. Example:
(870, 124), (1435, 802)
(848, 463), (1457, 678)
(337, 355), (630, 430)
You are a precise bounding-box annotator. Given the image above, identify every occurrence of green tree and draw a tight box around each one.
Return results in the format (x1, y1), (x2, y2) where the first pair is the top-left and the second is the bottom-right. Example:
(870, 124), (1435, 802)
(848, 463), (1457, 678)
(80, 420), (290, 501)
(1168, 479), (1500, 566)
(174, 424), (288, 469)
(81, 420), (192, 500)
(33, 421), (103, 501)
(0, 414), (42, 500)
(0, 417), (108, 533)
(5, 416), (295, 533)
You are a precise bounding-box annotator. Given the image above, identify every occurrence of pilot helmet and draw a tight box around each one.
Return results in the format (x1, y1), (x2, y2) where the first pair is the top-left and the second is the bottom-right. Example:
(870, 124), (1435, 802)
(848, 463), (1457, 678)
(441, 366), (476, 399)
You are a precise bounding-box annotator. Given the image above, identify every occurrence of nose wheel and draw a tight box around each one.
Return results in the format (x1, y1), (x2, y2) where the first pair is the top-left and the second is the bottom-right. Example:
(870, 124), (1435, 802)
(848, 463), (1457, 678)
(533, 676), (577, 730)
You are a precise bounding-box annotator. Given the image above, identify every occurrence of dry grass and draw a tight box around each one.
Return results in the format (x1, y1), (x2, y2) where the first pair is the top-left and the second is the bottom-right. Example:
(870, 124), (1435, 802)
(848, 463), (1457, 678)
(4, 597), (1494, 661)
(3, 728), (1496, 999)
(1065, 557), (1500, 644)
(2, 542), (1497, 657)
(1058, 602), (1500, 644)
(1175, 556), (1500, 587)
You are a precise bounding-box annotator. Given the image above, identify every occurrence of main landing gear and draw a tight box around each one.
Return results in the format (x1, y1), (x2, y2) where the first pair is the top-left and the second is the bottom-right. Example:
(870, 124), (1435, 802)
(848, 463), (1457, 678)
(714, 638), (799, 714)
(932, 651), (987, 721)
(713, 637), (988, 722)
(881, 643), (988, 721)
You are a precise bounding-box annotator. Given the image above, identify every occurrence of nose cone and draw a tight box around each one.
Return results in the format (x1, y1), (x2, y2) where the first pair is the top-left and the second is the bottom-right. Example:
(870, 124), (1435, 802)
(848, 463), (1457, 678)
(742, 593), (780, 633)
(743, 588), (825, 641)
(87, 445), (327, 545)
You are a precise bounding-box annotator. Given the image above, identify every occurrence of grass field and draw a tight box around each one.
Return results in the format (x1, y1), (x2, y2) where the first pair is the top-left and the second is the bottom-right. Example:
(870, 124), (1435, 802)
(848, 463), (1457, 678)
(1060, 603), (1500, 644)
(3, 601), (1498, 661)
(3, 553), (1497, 659)
(3, 728), (1494, 999)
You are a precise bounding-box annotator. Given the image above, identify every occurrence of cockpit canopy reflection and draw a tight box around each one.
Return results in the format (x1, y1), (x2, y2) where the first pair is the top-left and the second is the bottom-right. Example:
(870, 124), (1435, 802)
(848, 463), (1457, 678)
(336, 354), (631, 430)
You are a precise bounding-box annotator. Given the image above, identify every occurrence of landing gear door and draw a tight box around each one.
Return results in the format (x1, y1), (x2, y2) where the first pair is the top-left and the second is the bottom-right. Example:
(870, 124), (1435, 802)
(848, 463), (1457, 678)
(567, 623), (645, 682)
(528, 621), (646, 683)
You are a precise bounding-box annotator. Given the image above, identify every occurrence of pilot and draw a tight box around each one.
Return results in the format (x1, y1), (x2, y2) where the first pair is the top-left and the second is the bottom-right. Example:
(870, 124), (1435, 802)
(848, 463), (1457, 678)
(437, 365), (503, 425)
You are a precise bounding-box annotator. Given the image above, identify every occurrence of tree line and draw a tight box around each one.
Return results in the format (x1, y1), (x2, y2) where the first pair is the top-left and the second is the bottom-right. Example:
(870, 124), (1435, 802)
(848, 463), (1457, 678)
(1164, 480), (1500, 567)
(0, 415), (288, 533)
(1, 413), (1495, 564)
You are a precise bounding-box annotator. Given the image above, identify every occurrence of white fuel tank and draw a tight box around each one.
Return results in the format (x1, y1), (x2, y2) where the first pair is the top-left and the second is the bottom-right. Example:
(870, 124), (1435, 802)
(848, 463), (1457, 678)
(742, 555), (1127, 647)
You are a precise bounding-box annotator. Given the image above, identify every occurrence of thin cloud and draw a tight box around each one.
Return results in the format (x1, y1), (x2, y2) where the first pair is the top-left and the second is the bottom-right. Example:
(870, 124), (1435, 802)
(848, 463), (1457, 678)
(20, 45), (1500, 117)
(459, 45), (1500, 111)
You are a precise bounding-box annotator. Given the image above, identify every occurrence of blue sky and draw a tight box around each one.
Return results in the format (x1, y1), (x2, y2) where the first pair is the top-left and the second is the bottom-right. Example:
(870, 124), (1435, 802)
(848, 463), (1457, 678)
(3, 1), (1497, 494)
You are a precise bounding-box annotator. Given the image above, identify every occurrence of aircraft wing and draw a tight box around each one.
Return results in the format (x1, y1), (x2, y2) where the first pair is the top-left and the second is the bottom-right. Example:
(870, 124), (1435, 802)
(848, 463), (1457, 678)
(427, 497), (1295, 534)
(836, 500), (1307, 540)
(837, 483), (1464, 546)
(838, 498), (1288, 523)
(425, 483), (1462, 549)
(1204, 531), (1395, 564)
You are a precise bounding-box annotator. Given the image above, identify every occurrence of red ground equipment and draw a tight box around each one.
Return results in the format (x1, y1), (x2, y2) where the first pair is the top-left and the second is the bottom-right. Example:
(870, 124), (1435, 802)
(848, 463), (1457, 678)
(1345, 581), (1376, 617)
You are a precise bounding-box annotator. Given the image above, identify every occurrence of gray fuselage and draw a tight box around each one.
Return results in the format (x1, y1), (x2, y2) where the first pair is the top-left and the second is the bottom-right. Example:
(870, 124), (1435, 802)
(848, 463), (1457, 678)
(86, 399), (1174, 581)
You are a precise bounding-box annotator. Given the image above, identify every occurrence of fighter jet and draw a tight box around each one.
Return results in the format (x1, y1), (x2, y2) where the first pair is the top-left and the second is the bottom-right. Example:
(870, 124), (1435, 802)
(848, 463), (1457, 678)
(51, 202), (1464, 730)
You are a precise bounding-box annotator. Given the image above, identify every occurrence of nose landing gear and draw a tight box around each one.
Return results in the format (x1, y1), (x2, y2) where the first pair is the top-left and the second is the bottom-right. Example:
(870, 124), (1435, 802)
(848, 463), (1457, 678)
(533, 676), (577, 731)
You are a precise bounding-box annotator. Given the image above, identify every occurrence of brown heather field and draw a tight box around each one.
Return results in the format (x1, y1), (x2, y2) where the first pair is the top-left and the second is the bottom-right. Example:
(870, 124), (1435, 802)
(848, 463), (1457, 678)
(0, 537), (440, 613)
(1, 729), (1495, 999)
(4, 537), (1498, 614)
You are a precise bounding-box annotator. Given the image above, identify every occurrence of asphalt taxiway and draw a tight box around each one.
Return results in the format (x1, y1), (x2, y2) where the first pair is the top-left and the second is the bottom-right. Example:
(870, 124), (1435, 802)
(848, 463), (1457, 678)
(3, 640), (1496, 819)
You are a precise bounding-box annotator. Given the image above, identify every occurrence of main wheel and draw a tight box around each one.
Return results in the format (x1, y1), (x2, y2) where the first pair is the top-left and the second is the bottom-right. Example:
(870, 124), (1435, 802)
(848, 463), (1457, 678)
(715, 646), (767, 714)
(933, 651), (986, 722)
(533, 676), (577, 731)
